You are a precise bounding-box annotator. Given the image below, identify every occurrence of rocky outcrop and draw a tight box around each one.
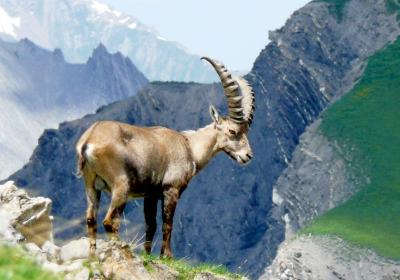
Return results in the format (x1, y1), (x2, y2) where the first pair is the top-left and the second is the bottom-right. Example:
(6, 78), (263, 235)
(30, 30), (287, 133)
(0, 181), (53, 246)
(270, 120), (367, 238)
(261, 235), (400, 280)
(7, 0), (400, 278)
(0, 182), (244, 280)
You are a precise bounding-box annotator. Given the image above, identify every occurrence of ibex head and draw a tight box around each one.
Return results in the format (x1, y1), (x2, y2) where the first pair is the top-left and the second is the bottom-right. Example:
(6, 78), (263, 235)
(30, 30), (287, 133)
(202, 57), (255, 165)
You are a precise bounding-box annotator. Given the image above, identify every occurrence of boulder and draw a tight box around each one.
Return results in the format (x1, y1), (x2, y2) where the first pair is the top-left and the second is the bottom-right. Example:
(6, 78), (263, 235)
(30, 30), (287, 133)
(60, 238), (90, 263)
(0, 181), (53, 246)
(97, 240), (152, 280)
(194, 272), (230, 280)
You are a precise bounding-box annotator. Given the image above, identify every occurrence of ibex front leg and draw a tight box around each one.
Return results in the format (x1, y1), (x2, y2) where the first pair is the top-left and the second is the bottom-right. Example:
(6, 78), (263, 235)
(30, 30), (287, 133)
(144, 195), (158, 254)
(161, 187), (180, 258)
(84, 173), (101, 257)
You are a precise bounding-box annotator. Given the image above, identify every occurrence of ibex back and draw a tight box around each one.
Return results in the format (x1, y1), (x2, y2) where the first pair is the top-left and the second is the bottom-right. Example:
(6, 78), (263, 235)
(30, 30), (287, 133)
(76, 57), (255, 257)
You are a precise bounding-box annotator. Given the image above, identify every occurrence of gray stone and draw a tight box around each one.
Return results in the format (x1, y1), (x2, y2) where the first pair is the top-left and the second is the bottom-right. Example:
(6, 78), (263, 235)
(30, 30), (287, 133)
(96, 240), (152, 280)
(42, 240), (61, 263)
(194, 272), (229, 280)
(261, 235), (400, 280)
(73, 268), (90, 280)
(0, 181), (53, 246)
(149, 262), (179, 280)
(60, 238), (90, 263)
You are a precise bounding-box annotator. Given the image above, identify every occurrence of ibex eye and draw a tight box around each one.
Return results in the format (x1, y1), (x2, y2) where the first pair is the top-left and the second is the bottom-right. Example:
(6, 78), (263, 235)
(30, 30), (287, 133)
(229, 130), (236, 136)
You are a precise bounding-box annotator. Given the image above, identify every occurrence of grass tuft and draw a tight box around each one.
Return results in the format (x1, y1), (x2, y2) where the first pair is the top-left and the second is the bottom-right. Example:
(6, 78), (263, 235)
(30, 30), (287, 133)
(0, 245), (61, 280)
(141, 253), (243, 280)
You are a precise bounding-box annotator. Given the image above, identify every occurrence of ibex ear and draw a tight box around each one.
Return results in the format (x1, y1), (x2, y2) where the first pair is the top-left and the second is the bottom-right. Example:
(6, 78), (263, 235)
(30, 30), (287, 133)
(209, 105), (220, 124)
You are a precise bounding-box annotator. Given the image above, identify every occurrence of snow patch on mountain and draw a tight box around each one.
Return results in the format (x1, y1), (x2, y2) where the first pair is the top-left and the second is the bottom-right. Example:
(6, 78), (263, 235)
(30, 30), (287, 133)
(0, 5), (20, 38)
(0, 0), (216, 82)
(89, 0), (111, 14)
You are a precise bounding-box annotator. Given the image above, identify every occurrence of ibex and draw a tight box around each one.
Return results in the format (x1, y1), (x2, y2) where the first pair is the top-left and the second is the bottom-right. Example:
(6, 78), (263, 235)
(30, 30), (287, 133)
(76, 57), (255, 258)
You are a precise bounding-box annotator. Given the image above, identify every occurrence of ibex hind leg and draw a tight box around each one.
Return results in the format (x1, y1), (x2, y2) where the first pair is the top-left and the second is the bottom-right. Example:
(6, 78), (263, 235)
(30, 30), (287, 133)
(84, 171), (101, 258)
(103, 178), (129, 240)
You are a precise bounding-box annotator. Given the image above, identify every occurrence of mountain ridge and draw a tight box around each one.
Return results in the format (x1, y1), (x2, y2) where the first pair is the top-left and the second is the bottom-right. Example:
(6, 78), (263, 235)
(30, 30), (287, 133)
(0, 0), (217, 82)
(0, 38), (148, 179)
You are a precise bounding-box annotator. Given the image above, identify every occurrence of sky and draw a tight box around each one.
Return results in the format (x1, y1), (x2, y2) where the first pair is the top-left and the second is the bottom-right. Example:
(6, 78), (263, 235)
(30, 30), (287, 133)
(101, 0), (310, 71)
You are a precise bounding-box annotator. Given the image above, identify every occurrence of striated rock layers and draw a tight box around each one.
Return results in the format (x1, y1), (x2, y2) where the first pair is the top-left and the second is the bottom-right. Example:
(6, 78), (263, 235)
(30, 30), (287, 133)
(270, 120), (366, 238)
(260, 1), (400, 279)
(7, 0), (400, 278)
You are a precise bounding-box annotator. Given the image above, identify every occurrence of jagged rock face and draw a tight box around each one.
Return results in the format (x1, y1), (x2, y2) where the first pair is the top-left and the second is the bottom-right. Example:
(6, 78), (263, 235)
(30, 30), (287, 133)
(0, 181), (53, 246)
(261, 235), (400, 280)
(7, 0), (400, 278)
(0, 38), (148, 179)
(270, 120), (365, 238)
(0, 0), (216, 82)
(264, 0), (400, 263)
(245, 0), (400, 276)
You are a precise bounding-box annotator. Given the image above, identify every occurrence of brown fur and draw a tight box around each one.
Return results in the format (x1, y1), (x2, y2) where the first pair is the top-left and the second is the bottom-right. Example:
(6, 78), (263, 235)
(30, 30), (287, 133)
(76, 58), (254, 258)
(76, 115), (252, 258)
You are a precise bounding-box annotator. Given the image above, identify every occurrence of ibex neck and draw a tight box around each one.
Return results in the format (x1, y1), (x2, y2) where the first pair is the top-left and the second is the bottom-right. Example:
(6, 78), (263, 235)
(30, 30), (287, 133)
(182, 124), (220, 172)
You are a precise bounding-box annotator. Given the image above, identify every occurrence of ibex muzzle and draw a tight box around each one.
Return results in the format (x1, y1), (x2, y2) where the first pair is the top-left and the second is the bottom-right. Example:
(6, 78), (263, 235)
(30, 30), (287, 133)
(76, 57), (255, 258)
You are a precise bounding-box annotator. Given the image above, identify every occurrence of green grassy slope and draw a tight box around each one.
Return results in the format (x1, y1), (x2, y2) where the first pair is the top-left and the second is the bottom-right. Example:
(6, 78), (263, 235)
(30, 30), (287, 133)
(316, 0), (400, 20)
(315, 0), (350, 20)
(305, 36), (400, 259)
(0, 246), (60, 280)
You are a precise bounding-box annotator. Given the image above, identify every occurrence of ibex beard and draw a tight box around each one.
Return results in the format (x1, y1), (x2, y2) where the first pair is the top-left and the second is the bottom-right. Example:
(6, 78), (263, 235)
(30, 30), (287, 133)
(75, 57), (255, 258)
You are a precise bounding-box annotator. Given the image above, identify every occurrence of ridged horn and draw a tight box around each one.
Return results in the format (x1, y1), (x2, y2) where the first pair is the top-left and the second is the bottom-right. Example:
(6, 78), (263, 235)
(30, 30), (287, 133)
(201, 56), (244, 123)
(201, 56), (255, 126)
(235, 77), (255, 127)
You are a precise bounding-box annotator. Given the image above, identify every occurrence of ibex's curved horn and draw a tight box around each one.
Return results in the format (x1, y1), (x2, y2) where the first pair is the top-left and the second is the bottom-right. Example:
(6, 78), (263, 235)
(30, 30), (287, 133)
(235, 77), (255, 127)
(201, 57), (255, 126)
(201, 56), (244, 123)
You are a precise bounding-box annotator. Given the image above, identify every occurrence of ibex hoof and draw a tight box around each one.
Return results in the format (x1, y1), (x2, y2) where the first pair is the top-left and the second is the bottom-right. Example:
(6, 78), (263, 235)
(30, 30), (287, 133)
(108, 234), (120, 241)
(89, 247), (97, 260)
(161, 252), (173, 259)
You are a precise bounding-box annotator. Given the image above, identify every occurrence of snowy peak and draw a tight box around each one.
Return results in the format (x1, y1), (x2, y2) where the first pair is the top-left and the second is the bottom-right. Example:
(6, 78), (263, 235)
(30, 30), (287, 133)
(0, 0), (215, 82)
(0, 5), (20, 38)
(73, 0), (144, 31)
(88, 0), (112, 14)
